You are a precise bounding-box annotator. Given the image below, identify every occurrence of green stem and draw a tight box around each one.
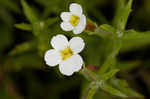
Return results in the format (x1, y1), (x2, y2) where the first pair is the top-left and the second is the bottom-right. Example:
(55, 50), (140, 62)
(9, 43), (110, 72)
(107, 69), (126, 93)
(98, 34), (122, 75)
(80, 68), (101, 99)
(86, 82), (98, 99)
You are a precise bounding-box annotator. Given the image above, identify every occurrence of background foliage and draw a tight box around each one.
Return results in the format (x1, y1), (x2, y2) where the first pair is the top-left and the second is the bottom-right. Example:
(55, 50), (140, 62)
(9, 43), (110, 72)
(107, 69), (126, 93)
(1, 0), (150, 99)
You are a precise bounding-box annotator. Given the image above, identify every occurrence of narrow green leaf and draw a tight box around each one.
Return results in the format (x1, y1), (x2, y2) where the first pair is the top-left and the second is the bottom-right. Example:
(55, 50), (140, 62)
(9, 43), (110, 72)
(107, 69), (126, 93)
(84, 30), (106, 38)
(110, 78), (144, 98)
(112, 0), (133, 30)
(21, 0), (45, 36)
(45, 17), (59, 27)
(99, 24), (116, 33)
(4, 53), (42, 70)
(123, 30), (150, 39)
(101, 69), (119, 81)
(9, 41), (36, 56)
(15, 23), (32, 31)
(117, 61), (141, 71)
(121, 30), (150, 52)
(100, 82), (127, 97)
(14, 53), (42, 70)
(21, 0), (38, 23)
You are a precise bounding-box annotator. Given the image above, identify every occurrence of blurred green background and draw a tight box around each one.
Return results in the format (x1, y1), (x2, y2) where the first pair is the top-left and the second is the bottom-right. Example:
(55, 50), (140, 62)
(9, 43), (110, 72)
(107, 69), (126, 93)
(1, 0), (150, 99)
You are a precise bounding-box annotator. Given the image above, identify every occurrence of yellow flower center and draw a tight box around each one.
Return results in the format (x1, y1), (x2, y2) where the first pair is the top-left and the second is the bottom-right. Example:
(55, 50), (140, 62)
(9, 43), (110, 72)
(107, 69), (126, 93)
(69, 15), (80, 27)
(61, 47), (73, 60)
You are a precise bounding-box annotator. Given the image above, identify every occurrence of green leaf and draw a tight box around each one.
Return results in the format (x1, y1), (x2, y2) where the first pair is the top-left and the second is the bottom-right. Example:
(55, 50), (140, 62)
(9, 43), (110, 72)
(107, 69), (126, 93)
(117, 61), (141, 71)
(99, 82), (127, 97)
(97, 54), (116, 75)
(99, 24), (116, 33)
(21, 0), (38, 24)
(109, 78), (144, 98)
(44, 17), (59, 27)
(9, 41), (37, 56)
(112, 0), (133, 30)
(81, 68), (125, 98)
(15, 23), (32, 31)
(121, 30), (150, 52)
(4, 52), (42, 70)
(82, 30), (118, 68)
(80, 34), (103, 66)
(21, 0), (45, 36)
(90, 24), (121, 75)
(87, 87), (97, 99)
(94, 89), (116, 99)
(101, 69), (119, 81)
(84, 82), (99, 99)
(84, 30), (106, 38)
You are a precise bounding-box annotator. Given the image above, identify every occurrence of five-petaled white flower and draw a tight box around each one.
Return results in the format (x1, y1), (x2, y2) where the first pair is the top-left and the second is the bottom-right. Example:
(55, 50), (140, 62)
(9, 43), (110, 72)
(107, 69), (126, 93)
(60, 3), (86, 34)
(44, 34), (85, 76)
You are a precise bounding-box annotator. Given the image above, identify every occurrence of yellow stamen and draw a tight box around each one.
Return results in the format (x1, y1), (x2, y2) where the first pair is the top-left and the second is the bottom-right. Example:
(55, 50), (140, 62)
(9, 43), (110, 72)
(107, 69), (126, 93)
(69, 15), (80, 27)
(61, 47), (73, 60)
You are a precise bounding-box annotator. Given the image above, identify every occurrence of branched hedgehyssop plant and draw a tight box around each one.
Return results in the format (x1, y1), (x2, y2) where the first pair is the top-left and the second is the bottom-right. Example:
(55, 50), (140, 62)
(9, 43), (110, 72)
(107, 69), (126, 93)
(14, 0), (147, 98)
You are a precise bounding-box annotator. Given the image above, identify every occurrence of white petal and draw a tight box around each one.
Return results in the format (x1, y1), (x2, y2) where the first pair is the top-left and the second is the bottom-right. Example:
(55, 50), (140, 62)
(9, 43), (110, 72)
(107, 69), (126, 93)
(60, 22), (74, 31)
(73, 14), (86, 34)
(44, 49), (61, 67)
(59, 54), (83, 76)
(70, 3), (82, 16)
(59, 62), (74, 76)
(51, 34), (69, 50)
(69, 37), (85, 54)
(60, 12), (72, 22)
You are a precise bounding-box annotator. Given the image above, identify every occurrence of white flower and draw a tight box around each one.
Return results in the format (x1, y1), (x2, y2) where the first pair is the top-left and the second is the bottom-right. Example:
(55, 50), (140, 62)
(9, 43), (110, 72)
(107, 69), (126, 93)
(44, 34), (85, 76)
(60, 3), (86, 34)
